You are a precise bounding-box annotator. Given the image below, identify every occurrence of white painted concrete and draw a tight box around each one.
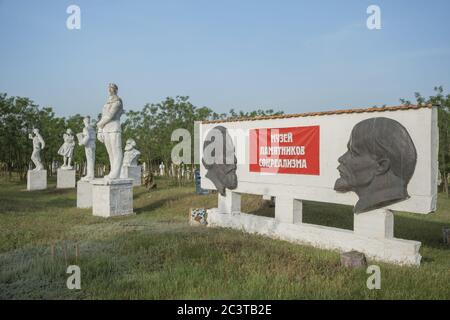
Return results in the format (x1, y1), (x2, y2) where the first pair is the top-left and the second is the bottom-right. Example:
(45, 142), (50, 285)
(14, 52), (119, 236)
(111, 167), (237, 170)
(207, 208), (421, 266)
(275, 196), (302, 224)
(354, 209), (394, 239)
(57, 169), (76, 189)
(120, 165), (141, 186)
(27, 170), (47, 191)
(91, 178), (134, 217)
(218, 190), (241, 214)
(200, 107), (438, 214)
(77, 180), (92, 208)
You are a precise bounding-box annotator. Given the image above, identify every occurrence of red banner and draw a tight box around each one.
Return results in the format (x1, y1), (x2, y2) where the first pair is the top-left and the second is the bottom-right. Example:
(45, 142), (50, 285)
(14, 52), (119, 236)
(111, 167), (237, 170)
(249, 126), (320, 175)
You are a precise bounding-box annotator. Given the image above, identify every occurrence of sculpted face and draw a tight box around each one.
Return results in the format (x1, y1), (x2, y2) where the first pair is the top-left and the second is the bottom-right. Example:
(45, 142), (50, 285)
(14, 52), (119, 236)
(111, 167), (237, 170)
(125, 139), (136, 151)
(334, 117), (417, 213)
(108, 83), (118, 96)
(202, 126), (238, 196)
(334, 134), (380, 193)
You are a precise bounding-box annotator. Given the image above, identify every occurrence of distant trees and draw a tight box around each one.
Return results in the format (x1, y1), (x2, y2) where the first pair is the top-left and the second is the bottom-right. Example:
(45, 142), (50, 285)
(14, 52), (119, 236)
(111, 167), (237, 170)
(3, 86), (446, 196)
(400, 86), (450, 196)
(123, 96), (284, 172)
(0, 94), (91, 178)
(0, 93), (283, 179)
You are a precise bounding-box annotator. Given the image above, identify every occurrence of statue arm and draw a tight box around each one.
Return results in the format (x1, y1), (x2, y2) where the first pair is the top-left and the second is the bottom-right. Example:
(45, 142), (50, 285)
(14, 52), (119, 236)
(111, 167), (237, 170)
(38, 133), (45, 149)
(79, 128), (89, 146)
(97, 100), (122, 128)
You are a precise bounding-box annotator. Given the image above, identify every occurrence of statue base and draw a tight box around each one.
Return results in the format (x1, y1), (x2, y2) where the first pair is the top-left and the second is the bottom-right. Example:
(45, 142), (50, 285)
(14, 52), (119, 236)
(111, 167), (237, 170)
(57, 169), (76, 189)
(27, 170), (47, 191)
(120, 165), (141, 186)
(77, 180), (93, 208)
(91, 178), (134, 217)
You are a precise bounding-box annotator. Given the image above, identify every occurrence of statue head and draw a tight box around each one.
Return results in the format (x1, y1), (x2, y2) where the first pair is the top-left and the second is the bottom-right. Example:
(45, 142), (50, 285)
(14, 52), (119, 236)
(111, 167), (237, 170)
(66, 128), (73, 135)
(202, 125), (238, 196)
(83, 116), (91, 127)
(32, 128), (39, 135)
(108, 83), (118, 96)
(334, 117), (417, 213)
(125, 138), (136, 151)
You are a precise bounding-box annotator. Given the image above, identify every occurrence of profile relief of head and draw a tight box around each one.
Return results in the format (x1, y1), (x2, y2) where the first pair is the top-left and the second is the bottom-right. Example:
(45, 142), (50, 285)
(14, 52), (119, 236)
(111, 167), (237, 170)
(202, 125), (238, 196)
(334, 117), (417, 214)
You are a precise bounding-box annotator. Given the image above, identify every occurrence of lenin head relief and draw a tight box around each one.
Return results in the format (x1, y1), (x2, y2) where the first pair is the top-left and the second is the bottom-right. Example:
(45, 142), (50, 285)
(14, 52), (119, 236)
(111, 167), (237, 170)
(334, 117), (417, 213)
(202, 126), (238, 196)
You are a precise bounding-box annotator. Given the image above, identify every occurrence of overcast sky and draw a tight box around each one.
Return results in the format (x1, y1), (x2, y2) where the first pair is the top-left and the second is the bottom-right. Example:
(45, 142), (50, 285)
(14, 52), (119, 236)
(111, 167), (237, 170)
(1, 0), (449, 117)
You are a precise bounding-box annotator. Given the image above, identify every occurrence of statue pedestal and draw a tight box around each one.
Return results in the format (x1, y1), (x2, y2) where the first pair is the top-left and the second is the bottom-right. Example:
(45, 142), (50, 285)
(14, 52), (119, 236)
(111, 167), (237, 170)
(57, 169), (76, 189)
(91, 178), (134, 217)
(121, 165), (141, 186)
(27, 170), (47, 191)
(77, 180), (92, 208)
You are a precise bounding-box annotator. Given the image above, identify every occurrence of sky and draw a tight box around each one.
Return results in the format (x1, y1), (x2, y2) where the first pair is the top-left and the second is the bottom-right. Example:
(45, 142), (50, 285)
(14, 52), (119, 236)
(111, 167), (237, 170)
(1, 0), (450, 117)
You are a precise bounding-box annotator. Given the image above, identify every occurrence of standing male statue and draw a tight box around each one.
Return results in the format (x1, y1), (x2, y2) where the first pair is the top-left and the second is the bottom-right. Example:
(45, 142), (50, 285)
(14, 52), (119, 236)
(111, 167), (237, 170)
(77, 116), (96, 181)
(58, 128), (76, 169)
(29, 128), (45, 171)
(97, 83), (124, 180)
(159, 162), (165, 176)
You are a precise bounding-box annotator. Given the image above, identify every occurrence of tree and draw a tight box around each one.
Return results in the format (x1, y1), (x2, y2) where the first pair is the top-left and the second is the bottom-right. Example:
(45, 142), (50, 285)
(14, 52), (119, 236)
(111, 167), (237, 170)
(401, 86), (450, 196)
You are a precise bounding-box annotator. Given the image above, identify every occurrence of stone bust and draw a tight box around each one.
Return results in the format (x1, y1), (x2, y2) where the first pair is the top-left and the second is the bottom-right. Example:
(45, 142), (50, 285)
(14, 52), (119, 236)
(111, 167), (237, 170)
(202, 125), (238, 196)
(122, 138), (141, 167)
(334, 117), (417, 213)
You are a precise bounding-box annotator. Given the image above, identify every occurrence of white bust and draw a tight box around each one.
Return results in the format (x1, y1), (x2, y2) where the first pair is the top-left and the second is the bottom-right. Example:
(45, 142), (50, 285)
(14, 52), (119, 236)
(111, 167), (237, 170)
(122, 138), (141, 167)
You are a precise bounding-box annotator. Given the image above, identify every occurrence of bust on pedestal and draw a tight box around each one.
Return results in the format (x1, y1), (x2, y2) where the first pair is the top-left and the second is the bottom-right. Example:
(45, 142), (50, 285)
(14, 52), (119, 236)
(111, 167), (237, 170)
(56, 128), (76, 189)
(27, 128), (47, 190)
(92, 83), (134, 217)
(120, 138), (141, 186)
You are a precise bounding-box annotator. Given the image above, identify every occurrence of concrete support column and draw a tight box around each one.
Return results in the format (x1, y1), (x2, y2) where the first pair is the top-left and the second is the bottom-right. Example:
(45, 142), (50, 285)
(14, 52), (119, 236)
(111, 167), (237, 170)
(275, 196), (302, 224)
(354, 209), (394, 239)
(218, 190), (241, 214)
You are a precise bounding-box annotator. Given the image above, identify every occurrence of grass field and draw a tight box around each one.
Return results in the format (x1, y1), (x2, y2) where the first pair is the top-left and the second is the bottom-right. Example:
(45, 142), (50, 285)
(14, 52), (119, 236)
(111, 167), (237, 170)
(0, 177), (449, 299)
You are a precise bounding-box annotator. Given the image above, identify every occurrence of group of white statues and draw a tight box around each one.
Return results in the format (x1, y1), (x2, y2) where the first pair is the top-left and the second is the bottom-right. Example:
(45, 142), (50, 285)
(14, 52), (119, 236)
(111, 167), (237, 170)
(29, 83), (141, 182)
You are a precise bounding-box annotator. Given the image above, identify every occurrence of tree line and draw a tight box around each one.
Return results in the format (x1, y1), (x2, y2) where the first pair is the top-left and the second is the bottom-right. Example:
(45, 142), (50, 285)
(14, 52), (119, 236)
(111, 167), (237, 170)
(0, 93), (282, 180)
(0, 88), (448, 195)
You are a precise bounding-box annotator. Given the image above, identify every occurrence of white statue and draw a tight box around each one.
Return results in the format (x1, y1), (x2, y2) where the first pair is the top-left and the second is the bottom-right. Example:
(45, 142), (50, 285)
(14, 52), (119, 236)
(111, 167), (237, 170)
(77, 116), (96, 181)
(29, 128), (45, 171)
(122, 138), (141, 166)
(97, 83), (124, 180)
(159, 162), (165, 176)
(57, 128), (75, 169)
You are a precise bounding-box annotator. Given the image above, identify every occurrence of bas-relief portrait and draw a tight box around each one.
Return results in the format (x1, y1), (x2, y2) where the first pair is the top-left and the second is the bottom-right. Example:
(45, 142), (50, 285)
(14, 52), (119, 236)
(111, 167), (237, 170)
(334, 117), (417, 214)
(202, 125), (238, 196)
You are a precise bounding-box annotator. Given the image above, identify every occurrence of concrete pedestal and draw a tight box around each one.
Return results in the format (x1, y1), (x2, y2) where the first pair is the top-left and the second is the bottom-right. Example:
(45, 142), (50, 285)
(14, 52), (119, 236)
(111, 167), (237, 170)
(354, 209), (394, 239)
(77, 180), (93, 208)
(27, 170), (47, 190)
(275, 196), (303, 224)
(91, 178), (134, 217)
(57, 169), (76, 189)
(218, 190), (241, 214)
(121, 165), (141, 186)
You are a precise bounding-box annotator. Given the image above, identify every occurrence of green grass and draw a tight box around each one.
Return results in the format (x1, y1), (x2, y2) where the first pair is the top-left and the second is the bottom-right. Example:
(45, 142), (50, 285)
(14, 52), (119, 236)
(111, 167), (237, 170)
(0, 177), (449, 299)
